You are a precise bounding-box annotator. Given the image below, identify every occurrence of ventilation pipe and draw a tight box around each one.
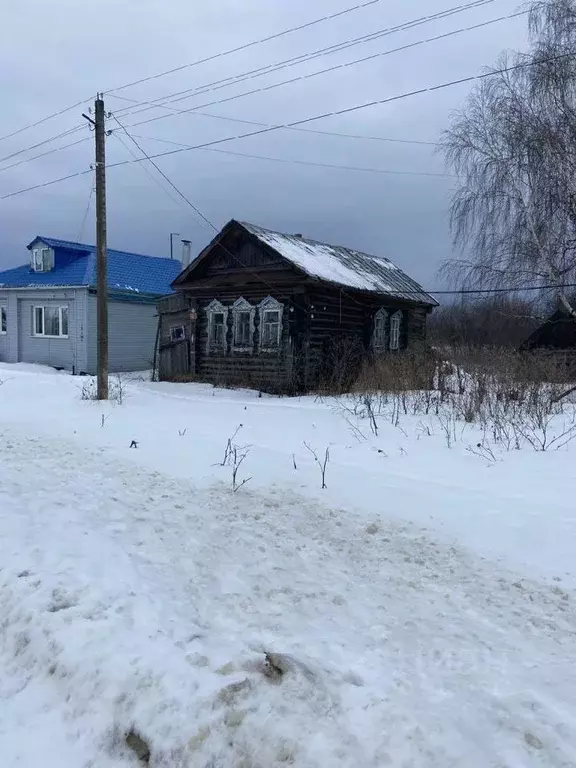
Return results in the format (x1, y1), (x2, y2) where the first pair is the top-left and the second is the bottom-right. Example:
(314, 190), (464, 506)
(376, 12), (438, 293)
(181, 239), (192, 267)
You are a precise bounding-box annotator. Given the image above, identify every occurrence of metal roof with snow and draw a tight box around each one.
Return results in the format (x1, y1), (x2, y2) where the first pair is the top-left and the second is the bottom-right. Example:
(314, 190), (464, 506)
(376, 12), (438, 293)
(239, 222), (438, 306)
(0, 236), (182, 295)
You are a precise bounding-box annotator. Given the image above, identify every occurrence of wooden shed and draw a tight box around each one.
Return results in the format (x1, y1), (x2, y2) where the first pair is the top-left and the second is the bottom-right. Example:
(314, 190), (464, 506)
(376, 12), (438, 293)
(156, 220), (438, 392)
(521, 307), (576, 351)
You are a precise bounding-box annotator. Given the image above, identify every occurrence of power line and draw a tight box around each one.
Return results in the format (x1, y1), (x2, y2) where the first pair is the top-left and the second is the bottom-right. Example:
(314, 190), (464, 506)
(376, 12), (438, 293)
(3, 49), (573, 202)
(77, 175), (95, 242)
(0, 168), (92, 200)
(0, 125), (85, 166)
(102, 50), (576, 173)
(114, 0), (500, 122)
(0, 1), (502, 166)
(0, 98), (90, 145)
(108, 121), (576, 302)
(112, 130), (193, 211)
(117, 105), (439, 147)
(121, 6), (523, 133)
(110, 116), (214, 229)
(0, 137), (90, 174)
(105, 0), (387, 94)
(131, 132), (453, 177)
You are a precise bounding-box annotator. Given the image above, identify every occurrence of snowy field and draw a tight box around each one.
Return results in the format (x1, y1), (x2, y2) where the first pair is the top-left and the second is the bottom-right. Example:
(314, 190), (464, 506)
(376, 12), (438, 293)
(0, 363), (575, 767)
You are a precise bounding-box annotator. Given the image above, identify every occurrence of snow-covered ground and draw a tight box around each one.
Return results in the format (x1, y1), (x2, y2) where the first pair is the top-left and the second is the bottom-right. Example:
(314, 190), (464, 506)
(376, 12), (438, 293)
(1, 364), (575, 767)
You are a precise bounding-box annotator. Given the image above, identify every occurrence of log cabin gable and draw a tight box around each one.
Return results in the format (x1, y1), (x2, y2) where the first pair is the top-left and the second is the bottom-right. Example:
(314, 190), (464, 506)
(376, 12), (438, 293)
(172, 220), (307, 289)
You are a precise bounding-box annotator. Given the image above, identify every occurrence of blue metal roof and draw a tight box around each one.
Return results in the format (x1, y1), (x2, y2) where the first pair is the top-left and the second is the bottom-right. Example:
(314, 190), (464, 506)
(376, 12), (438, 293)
(0, 236), (182, 295)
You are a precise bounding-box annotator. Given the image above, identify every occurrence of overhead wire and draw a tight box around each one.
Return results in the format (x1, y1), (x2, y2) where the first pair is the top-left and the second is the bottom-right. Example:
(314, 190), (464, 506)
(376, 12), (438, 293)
(0, 125), (85, 166)
(110, 115), (216, 229)
(130, 132), (453, 177)
(113, 0), (500, 121)
(101, 50), (576, 173)
(111, 104), (439, 147)
(0, 98), (90, 145)
(117, 5), (524, 133)
(105, 0), (387, 94)
(1, 1), (506, 165)
(3, 50), (575, 202)
(105, 121), (576, 302)
(0, 137), (91, 174)
(77, 175), (95, 242)
(112, 129), (196, 211)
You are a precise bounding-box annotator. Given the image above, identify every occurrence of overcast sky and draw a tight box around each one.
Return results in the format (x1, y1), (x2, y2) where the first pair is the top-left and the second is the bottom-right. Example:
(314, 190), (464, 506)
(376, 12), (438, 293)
(0, 0), (528, 288)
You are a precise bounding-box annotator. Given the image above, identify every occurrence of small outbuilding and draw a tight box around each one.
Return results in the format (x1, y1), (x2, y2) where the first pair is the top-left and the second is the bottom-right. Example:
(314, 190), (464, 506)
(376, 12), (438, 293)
(156, 220), (438, 392)
(521, 306), (576, 352)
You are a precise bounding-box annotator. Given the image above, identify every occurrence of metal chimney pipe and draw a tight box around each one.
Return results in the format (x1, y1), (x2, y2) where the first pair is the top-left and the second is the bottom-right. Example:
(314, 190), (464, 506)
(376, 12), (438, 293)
(181, 239), (192, 267)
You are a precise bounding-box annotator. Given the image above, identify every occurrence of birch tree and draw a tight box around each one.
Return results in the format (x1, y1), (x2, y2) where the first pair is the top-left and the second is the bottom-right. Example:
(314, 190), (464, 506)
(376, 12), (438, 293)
(442, 0), (576, 315)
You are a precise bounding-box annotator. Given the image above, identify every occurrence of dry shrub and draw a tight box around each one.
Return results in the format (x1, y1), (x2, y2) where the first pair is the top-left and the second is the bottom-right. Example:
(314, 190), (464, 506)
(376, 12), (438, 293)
(345, 344), (576, 451)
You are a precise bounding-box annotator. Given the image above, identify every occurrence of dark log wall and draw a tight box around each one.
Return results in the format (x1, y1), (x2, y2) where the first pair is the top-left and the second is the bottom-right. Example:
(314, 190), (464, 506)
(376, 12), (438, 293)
(304, 288), (430, 389)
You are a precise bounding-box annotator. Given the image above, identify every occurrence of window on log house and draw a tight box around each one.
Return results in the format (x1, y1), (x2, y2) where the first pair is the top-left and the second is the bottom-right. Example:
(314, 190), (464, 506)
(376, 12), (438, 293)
(372, 308), (388, 352)
(259, 297), (284, 349)
(390, 311), (402, 351)
(206, 300), (228, 353)
(232, 298), (255, 352)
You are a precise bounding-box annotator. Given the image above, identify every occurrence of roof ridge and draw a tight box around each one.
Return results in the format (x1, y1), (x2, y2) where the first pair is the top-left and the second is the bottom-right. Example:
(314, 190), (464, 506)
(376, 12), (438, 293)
(32, 235), (171, 262)
(239, 220), (394, 265)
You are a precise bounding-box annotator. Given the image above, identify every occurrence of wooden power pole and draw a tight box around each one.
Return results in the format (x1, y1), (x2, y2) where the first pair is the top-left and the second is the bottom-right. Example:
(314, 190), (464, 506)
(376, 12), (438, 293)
(83, 95), (108, 399)
(94, 95), (108, 399)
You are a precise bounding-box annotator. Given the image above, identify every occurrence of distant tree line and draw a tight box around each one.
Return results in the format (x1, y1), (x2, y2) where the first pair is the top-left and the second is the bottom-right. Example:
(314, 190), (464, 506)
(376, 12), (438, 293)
(428, 296), (542, 348)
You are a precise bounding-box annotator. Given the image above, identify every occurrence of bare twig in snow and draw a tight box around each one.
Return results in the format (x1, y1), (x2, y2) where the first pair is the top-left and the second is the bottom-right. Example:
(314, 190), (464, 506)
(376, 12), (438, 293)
(304, 442), (330, 489)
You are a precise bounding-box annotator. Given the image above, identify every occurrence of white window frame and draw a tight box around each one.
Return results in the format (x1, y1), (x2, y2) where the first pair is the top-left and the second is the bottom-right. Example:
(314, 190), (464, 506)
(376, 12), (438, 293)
(231, 297), (255, 352)
(31, 247), (51, 272)
(169, 325), (185, 342)
(205, 299), (228, 354)
(0, 303), (6, 335)
(372, 308), (388, 351)
(390, 310), (402, 351)
(258, 296), (284, 350)
(32, 305), (69, 339)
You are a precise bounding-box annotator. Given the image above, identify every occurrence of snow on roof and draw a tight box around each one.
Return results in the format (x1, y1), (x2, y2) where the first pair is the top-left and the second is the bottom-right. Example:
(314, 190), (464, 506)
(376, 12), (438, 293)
(241, 222), (437, 305)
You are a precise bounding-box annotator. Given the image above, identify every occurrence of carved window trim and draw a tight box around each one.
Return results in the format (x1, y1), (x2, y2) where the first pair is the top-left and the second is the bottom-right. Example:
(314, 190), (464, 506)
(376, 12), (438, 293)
(231, 297), (256, 352)
(258, 296), (284, 350)
(205, 299), (228, 354)
(372, 308), (388, 352)
(390, 310), (402, 351)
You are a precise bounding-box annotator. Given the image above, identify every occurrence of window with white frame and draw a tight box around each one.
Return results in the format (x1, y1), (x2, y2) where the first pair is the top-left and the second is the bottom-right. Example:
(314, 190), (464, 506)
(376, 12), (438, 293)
(169, 325), (185, 342)
(390, 311), (402, 351)
(0, 304), (6, 335)
(205, 299), (228, 353)
(32, 305), (69, 338)
(372, 308), (388, 351)
(31, 247), (52, 272)
(232, 298), (255, 351)
(259, 296), (284, 348)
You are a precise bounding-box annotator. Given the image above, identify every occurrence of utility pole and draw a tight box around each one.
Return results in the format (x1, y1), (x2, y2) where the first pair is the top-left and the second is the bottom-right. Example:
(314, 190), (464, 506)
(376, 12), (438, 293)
(84, 95), (108, 400)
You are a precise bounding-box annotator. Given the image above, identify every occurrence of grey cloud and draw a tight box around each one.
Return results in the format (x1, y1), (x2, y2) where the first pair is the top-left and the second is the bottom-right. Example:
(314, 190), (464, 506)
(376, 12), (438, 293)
(0, 0), (528, 289)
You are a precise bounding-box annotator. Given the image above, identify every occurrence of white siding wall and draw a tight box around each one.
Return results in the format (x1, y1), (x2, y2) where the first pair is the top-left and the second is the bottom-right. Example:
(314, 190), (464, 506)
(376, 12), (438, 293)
(0, 293), (7, 361)
(86, 294), (158, 373)
(0, 288), (87, 371)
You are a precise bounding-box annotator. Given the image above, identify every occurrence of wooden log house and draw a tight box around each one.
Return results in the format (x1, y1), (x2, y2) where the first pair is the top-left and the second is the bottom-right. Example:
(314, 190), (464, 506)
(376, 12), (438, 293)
(156, 220), (438, 392)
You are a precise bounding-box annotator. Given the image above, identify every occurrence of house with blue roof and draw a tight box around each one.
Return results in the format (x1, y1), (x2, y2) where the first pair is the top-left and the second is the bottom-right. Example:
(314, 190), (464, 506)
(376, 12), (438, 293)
(0, 236), (182, 373)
